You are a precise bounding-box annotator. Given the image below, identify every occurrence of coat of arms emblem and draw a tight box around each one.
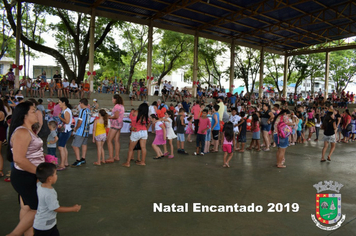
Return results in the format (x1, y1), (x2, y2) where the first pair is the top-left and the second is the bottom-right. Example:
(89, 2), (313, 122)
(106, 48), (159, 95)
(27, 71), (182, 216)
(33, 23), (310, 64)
(311, 181), (346, 230)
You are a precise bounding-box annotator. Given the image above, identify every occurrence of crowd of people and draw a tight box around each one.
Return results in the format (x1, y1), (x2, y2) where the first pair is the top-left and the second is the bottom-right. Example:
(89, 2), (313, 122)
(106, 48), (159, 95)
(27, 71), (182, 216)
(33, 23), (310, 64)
(2, 78), (356, 235)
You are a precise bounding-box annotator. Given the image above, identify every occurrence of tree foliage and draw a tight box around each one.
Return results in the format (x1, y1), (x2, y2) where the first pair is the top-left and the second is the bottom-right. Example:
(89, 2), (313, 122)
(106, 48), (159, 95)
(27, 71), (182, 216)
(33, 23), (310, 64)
(330, 50), (356, 94)
(233, 46), (260, 94)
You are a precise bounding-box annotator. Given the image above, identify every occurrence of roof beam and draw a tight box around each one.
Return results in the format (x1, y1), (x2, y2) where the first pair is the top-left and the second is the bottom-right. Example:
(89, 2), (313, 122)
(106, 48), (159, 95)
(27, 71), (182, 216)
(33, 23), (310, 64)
(91, 0), (106, 9)
(151, 0), (200, 20)
(287, 44), (356, 56)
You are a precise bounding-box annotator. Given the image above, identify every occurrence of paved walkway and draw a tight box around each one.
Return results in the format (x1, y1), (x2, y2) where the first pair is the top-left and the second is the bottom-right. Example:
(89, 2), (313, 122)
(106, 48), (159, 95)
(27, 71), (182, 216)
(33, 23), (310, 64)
(1, 132), (356, 236)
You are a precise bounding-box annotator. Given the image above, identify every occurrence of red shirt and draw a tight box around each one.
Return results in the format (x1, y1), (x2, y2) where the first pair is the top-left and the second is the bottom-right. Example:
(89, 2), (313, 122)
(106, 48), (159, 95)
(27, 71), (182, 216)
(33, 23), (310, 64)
(198, 117), (211, 135)
(40, 82), (47, 88)
(191, 104), (201, 120)
(48, 102), (55, 114)
(130, 112), (147, 131)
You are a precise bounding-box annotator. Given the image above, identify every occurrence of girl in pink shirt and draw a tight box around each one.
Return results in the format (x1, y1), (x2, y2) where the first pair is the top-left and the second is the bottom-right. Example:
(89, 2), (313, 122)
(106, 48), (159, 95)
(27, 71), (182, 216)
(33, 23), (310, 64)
(247, 114), (261, 151)
(222, 122), (234, 167)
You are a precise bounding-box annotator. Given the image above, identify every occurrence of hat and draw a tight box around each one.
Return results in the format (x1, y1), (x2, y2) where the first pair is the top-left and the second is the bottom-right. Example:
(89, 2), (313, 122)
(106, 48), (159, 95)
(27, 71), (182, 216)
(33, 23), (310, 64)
(93, 99), (97, 102)
(47, 98), (53, 102)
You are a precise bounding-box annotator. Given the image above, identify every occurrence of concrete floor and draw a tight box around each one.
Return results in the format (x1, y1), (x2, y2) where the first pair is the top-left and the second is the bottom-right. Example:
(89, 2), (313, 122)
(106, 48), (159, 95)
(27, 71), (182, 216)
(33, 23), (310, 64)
(1, 132), (356, 236)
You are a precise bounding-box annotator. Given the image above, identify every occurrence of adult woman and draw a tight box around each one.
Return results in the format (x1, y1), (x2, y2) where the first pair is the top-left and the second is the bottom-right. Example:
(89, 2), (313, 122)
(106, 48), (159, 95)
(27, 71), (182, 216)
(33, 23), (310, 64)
(7, 102), (44, 236)
(48, 79), (56, 98)
(272, 109), (294, 168)
(320, 111), (337, 162)
(122, 103), (149, 167)
(260, 103), (274, 151)
(341, 109), (352, 143)
(106, 94), (125, 163)
(70, 79), (79, 99)
(56, 97), (73, 170)
(0, 99), (6, 177)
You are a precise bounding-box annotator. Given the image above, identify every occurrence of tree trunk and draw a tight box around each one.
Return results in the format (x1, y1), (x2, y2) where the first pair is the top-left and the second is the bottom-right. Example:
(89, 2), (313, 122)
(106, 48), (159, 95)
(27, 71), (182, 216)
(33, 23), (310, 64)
(22, 42), (26, 78)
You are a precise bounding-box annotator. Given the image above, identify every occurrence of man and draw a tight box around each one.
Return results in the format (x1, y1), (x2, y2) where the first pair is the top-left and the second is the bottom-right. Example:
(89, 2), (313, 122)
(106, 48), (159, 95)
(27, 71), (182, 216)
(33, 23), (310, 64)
(102, 77), (109, 93)
(166, 81), (173, 91)
(71, 98), (91, 167)
(53, 70), (62, 83)
(217, 97), (224, 122)
(191, 100), (201, 134)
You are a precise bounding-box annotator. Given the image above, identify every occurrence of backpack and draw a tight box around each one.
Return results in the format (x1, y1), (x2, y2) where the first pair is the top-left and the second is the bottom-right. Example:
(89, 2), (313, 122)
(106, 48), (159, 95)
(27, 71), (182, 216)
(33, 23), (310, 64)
(277, 120), (292, 140)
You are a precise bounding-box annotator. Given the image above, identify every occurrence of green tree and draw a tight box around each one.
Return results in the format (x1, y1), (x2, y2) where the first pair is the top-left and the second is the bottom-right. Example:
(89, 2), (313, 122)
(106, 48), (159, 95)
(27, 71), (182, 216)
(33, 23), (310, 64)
(120, 23), (148, 91)
(234, 46), (260, 94)
(0, 1), (15, 60)
(330, 50), (356, 94)
(3, 0), (118, 82)
(198, 39), (227, 89)
(152, 30), (193, 85)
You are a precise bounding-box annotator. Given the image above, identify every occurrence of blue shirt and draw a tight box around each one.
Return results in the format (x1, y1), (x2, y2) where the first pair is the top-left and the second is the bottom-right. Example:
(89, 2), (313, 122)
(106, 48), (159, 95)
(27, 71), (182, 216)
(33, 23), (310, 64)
(229, 96), (236, 105)
(211, 112), (220, 131)
(75, 108), (90, 137)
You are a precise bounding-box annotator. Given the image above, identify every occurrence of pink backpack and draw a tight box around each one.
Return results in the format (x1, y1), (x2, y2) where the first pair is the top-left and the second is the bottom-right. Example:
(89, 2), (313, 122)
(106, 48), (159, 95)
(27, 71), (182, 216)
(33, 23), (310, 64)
(277, 120), (292, 140)
(45, 154), (58, 165)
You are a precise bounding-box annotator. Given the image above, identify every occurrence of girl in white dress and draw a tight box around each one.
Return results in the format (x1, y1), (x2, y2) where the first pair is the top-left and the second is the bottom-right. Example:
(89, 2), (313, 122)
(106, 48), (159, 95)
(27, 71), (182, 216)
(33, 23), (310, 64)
(161, 111), (177, 158)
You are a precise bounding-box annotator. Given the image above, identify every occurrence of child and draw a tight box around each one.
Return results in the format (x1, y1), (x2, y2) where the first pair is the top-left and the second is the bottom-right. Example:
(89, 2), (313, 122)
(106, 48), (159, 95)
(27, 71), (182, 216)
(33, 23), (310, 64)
(162, 111), (177, 158)
(204, 108), (212, 153)
(297, 113), (303, 143)
(194, 109), (211, 156)
(229, 108), (241, 150)
(92, 109), (108, 165)
(176, 108), (188, 154)
(222, 122), (234, 167)
(246, 114), (261, 151)
(314, 113), (321, 141)
(236, 111), (247, 152)
(186, 116), (194, 142)
(150, 114), (166, 159)
(129, 90), (134, 106)
(47, 121), (58, 157)
(34, 163), (81, 235)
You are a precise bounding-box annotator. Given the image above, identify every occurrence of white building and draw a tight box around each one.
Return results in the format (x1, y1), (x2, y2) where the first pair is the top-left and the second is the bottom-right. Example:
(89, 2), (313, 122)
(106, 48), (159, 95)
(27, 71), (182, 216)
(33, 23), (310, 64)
(299, 78), (335, 96)
(0, 56), (14, 76)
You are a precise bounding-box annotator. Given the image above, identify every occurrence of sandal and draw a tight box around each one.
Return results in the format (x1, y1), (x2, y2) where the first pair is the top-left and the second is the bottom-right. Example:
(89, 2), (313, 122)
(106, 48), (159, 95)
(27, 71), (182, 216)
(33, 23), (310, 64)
(57, 167), (66, 171)
(101, 160), (106, 164)
(4, 177), (10, 182)
(277, 165), (286, 168)
(168, 155), (174, 159)
(122, 163), (130, 168)
(163, 152), (169, 156)
(320, 159), (326, 162)
(327, 157), (331, 161)
(136, 162), (146, 166)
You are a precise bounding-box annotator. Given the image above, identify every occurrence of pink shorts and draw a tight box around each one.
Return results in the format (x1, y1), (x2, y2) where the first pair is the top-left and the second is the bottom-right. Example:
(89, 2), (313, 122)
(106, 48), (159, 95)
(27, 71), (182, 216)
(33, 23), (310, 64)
(222, 144), (233, 154)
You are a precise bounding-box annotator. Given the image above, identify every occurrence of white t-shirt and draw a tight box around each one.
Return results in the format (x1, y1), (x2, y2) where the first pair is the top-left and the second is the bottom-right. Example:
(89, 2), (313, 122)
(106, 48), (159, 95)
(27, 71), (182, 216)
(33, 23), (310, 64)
(148, 105), (156, 116)
(154, 85), (160, 92)
(70, 83), (78, 89)
(155, 121), (163, 131)
(33, 182), (60, 231)
(62, 81), (69, 88)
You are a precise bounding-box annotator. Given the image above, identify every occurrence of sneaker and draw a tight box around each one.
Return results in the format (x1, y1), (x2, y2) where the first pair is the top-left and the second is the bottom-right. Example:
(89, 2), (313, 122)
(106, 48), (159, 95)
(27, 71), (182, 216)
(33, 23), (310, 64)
(80, 158), (86, 164)
(193, 152), (197, 156)
(200, 152), (204, 156)
(71, 160), (82, 167)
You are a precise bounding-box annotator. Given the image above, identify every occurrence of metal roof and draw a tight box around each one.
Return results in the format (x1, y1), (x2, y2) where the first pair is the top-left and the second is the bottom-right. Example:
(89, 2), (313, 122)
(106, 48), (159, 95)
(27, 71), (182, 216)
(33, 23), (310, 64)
(27, 0), (356, 53)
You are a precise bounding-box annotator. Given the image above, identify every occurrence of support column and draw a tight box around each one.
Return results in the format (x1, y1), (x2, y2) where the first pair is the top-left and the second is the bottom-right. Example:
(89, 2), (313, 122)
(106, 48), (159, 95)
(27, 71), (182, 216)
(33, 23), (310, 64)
(192, 31), (199, 97)
(229, 39), (235, 93)
(258, 47), (264, 98)
(325, 51), (330, 98)
(88, 9), (95, 92)
(147, 21), (153, 95)
(15, 1), (22, 89)
(283, 54), (288, 98)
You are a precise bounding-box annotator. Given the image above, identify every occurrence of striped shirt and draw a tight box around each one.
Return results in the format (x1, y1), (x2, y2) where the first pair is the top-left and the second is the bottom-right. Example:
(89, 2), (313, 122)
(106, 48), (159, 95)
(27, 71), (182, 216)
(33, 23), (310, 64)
(75, 108), (90, 137)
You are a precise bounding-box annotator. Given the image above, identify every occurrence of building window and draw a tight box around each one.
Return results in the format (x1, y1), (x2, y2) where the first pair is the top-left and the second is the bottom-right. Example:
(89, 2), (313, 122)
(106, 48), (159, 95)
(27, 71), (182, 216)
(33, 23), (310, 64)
(0, 64), (3, 75)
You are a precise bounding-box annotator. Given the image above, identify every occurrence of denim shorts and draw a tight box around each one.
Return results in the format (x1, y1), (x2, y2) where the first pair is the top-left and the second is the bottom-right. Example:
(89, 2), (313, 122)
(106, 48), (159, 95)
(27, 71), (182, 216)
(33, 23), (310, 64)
(273, 134), (289, 148)
(177, 133), (185, 142)
(297, 131), (301, 137)
(57, 131), (72, 147)
(252, 131), (260, 140)
(261, 124), (271, 132)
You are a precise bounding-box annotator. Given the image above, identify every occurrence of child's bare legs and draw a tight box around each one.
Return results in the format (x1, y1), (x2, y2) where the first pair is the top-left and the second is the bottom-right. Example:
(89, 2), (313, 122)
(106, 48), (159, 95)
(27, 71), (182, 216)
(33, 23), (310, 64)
(163, 144), (168, 154)
(101, 141), (105, 163)
(255, 140), (261, 151)
(225, 152), (233, 167)
(180, 141), (185, 150)
(152, 144), (163, 157)
(95, 141), (102, 164)
(223, 152), (227, 166)
(239, 142), (245, 152)
(187, 134), (192, 142)
(247, 140), (255, 150)
(123, 140), (137, 167)
(168, 139), (174, 156)
(137, 150), (141, 162)
(235, 141), (240, 151)
(204, 141), (210, 153)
